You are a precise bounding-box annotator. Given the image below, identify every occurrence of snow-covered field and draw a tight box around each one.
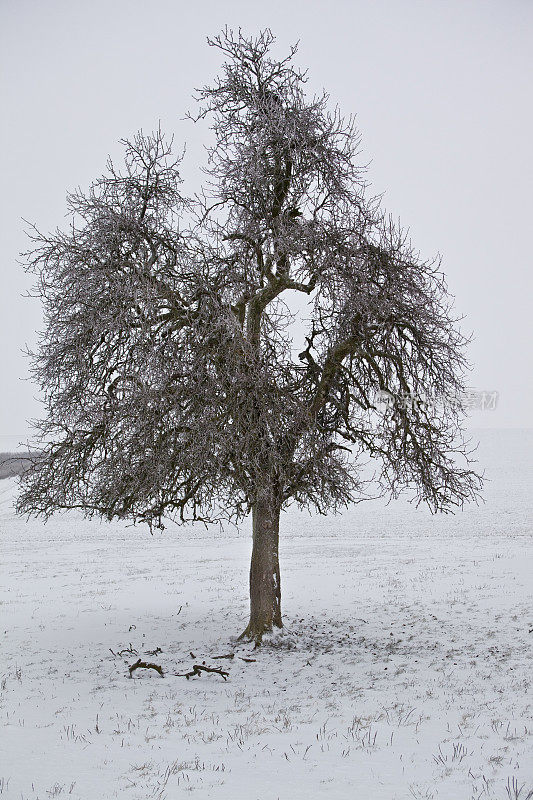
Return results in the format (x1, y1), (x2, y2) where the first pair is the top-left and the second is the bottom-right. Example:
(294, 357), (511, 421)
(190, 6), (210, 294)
(1, 429), (532, 800)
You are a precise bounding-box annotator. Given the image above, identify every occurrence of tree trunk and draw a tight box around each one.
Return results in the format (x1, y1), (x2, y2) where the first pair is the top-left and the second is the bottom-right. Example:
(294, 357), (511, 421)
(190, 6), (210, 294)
(239, 489), (282, 644)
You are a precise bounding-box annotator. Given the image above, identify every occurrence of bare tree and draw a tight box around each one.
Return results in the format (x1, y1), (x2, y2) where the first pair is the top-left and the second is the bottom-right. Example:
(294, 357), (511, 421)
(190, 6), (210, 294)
(18, 29), (482, 643)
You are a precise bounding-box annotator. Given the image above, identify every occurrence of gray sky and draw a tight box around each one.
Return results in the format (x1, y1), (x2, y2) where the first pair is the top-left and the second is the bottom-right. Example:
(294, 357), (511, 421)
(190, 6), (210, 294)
(1, 0), (532, 439)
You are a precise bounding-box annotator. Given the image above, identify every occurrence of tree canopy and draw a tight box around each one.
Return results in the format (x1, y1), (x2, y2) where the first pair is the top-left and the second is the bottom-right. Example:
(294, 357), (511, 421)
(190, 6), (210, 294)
(18, 29), (482, 532)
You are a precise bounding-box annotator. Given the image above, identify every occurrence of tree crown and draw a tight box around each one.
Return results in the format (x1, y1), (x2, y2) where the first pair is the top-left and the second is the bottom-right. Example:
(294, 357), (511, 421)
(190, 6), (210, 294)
(18, 29), (482, 528)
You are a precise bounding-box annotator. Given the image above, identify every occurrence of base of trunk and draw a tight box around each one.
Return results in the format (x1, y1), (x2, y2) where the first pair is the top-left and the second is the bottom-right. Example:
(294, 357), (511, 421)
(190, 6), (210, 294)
(237, 615), (283, 646)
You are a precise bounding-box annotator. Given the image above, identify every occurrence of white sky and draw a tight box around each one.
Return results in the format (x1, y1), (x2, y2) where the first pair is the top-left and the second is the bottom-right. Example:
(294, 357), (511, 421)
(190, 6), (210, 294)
(1, 0), (532, 438)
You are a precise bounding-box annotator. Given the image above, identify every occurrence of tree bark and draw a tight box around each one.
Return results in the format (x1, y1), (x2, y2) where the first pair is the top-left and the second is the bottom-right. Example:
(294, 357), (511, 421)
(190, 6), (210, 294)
(239, 489), (282, 644)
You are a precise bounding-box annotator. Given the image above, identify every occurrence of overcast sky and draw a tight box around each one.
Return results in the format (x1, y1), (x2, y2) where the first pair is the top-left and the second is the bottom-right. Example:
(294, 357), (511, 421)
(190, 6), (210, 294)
(1, 0), (532, 440)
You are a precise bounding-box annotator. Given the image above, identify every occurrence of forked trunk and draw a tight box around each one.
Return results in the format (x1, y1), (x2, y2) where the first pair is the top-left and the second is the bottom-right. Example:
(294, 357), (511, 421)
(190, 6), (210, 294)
(239, 490), (282, 644)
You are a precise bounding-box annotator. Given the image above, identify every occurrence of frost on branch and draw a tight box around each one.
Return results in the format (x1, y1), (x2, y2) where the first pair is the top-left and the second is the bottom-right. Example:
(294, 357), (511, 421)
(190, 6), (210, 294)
(18, 30), (482, 539)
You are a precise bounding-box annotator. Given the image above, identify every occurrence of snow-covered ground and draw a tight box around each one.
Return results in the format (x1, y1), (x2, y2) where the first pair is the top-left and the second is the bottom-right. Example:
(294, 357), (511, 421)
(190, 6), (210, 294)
(1, 429), (532, 799)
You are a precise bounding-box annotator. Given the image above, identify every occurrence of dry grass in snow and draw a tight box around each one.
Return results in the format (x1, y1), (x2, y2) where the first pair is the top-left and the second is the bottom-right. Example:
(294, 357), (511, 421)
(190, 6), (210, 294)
(0, 429), (532, 799)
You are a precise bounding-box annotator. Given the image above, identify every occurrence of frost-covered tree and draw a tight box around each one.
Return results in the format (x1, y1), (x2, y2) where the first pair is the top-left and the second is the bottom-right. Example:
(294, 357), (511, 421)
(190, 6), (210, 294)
(19, 30), (482, 643)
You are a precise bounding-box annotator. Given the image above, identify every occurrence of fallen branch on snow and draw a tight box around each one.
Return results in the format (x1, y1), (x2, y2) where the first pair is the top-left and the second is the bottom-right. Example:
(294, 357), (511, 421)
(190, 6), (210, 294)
(212, 653), (256, 664)
(111, 644), (138, 658)
(128, 659), (164, 678)
(110, 646), (139, 658)
(175, 664), (229, 681)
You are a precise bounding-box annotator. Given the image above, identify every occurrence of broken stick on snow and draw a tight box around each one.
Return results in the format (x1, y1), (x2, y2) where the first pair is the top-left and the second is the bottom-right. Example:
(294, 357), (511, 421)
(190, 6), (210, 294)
(128, 659), (164, 678)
